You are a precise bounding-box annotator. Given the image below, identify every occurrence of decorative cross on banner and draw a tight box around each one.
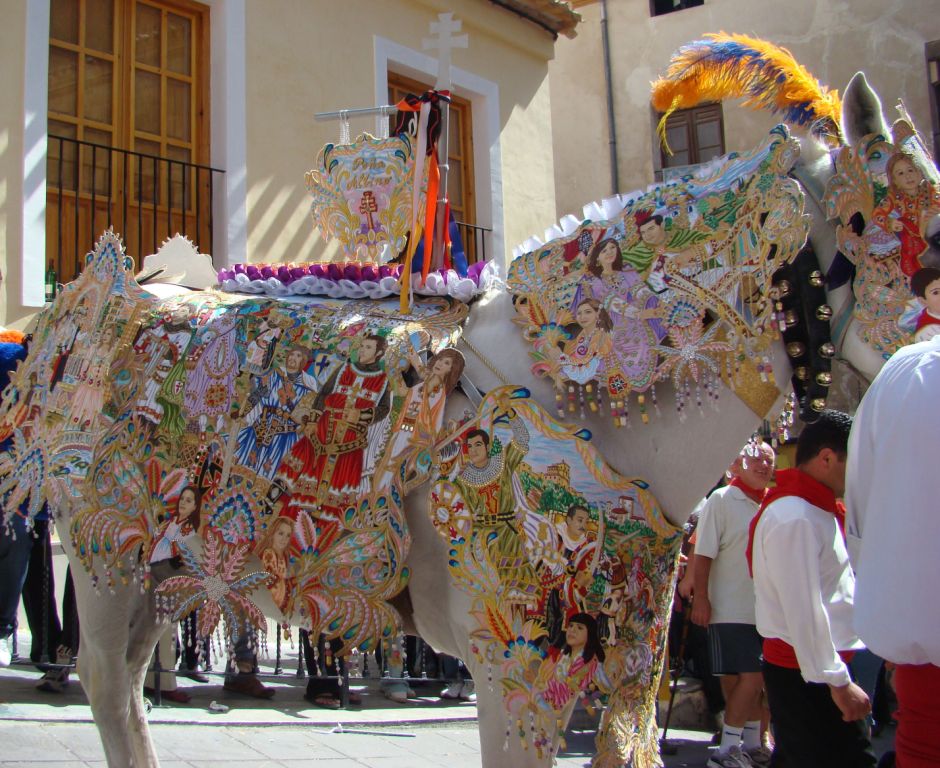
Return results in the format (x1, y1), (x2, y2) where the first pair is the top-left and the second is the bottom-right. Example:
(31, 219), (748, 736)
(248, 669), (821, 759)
(423, 12), (468, 91)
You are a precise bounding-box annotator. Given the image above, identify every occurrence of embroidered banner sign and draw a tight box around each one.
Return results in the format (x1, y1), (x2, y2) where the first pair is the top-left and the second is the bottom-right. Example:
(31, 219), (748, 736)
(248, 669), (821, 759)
(306, 131), (426, 263)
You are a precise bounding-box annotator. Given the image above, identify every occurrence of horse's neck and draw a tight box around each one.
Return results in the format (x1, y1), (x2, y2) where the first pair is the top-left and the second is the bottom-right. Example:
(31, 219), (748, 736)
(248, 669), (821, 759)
(459, 288), (789, 526)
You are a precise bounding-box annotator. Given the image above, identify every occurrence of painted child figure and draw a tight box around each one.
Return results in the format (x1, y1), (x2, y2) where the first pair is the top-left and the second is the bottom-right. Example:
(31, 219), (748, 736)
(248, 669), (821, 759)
(911, 267), (940, 343)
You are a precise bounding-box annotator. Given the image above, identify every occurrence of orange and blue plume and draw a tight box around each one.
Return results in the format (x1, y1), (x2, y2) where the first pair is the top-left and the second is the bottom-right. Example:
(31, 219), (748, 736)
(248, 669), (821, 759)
(651, 33), (843, 151)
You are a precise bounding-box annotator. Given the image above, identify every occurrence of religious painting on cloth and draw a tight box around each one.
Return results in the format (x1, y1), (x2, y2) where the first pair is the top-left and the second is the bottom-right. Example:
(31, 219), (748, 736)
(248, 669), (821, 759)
(428, 386), (682, 767)
(507, 127), (808, 425)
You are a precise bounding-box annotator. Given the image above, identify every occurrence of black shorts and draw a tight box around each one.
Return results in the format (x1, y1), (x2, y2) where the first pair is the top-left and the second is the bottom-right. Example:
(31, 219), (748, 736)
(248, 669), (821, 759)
(708, 622), (762, 675)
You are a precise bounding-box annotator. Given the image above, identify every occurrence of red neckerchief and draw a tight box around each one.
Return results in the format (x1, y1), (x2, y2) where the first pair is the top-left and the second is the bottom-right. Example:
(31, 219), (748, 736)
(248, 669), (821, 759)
(745, 468), (838, 576)
(728, 476), (767, 505)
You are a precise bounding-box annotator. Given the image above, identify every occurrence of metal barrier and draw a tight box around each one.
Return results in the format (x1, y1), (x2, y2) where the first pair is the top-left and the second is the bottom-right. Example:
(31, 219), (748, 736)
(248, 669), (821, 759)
(46, 135), (224, 282)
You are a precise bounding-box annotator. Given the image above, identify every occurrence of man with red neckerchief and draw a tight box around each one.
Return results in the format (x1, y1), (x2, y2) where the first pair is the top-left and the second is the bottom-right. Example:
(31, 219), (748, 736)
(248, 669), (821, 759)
(749, 410), (876, 768)
(689, 441), (776, 768)
(846, 337), (940, 768)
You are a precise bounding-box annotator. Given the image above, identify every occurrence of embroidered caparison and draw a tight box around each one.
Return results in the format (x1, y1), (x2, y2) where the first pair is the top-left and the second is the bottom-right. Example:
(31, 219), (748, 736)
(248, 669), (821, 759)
(507, 127), (809, 426)
(0, 230), (468, 654)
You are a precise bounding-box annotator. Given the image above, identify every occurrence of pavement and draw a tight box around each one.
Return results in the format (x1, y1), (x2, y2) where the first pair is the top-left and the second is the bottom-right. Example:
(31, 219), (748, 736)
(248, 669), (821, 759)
(0, 612), (897, 768)
(0, 631), (724, 768)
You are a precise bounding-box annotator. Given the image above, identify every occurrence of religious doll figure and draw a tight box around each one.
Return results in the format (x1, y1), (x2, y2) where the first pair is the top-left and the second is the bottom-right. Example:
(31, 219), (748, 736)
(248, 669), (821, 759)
(69, 324), (117, 430)
(870, 152), (940, 277)
(911, 267), (940, 342)
(149, 486), (202, 564)
(453, 400), (541, 607)
(254, 515), (294, 614)
(235, 344), (318, 479)
(270, 335), (391, 523)
(539, 612), (606, 711)
(577, 238), (666, 389)
(243, 314), (283, 375)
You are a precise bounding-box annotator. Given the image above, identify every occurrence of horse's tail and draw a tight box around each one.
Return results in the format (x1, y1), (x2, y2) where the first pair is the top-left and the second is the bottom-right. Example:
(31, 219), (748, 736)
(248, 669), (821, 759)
(0, 230), (147, 528)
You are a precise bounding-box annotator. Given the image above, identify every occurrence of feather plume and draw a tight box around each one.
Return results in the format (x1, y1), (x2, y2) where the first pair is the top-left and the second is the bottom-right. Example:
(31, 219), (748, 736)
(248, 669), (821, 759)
(651, 33), (843, 152)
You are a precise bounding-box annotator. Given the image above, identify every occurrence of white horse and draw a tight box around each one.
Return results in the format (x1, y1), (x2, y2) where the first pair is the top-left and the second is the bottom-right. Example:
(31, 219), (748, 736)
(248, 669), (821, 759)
(0, 71), (928, 768)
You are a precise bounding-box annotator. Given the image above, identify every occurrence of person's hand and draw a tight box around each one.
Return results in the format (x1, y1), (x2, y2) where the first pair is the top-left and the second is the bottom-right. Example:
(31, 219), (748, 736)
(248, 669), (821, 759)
(829, 681), (871, 722)
(690, 594), (711, 626)
(890, 219), (903, 232)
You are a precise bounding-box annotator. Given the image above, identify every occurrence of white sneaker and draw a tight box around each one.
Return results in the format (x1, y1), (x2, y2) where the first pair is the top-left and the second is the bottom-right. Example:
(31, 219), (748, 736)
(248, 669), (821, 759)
(707, 745), (753, 768)
(0, 635), (12, 667)
(458, 680), (476, 702)
(440, 681), (463, 700)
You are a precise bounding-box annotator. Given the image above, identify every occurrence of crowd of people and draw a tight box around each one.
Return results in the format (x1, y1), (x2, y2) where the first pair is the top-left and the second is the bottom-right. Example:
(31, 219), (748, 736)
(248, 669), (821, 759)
(675, 335), (939, 768)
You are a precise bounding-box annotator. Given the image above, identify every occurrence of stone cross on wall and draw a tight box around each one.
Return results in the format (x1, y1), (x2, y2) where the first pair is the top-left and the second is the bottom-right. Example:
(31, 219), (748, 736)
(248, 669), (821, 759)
(422, 12), (468, 91)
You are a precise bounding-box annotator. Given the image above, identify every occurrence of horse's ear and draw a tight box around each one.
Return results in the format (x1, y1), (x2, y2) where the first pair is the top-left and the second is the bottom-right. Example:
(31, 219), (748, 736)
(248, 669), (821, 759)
(841, 71), (890, 145)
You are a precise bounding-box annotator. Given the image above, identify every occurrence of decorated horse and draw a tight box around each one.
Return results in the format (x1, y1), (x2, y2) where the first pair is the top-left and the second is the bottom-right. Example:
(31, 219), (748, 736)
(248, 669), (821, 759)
(1, 34), (936, 768)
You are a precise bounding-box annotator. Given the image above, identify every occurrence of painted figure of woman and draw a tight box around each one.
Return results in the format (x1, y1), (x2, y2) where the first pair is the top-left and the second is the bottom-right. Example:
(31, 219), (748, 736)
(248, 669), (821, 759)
(540, 612), (606, 710)
(255, 515), (294, 614)
(870, 153), (940, 277)
(150, 486), (202, 564)
(557, 298), (614, 386)
(183, 312), (242, 436)
(578, 238), (666, 390)
(382, 347), (465, 487)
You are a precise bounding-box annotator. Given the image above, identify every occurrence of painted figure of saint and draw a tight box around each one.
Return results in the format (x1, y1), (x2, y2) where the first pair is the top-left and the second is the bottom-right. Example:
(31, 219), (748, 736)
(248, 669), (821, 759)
(235, 345), (318, 479)
(453, 403), (540, 607)
(275, 335), (391, 511)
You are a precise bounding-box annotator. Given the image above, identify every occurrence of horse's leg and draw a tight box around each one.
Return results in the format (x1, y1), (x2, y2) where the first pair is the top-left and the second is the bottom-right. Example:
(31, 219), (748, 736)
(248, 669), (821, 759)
(72, 570), (163, 767)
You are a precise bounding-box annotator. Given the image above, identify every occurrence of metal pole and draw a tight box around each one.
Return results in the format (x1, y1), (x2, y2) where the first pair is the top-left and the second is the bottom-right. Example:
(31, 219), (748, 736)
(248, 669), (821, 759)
(314, 104), (399, 122)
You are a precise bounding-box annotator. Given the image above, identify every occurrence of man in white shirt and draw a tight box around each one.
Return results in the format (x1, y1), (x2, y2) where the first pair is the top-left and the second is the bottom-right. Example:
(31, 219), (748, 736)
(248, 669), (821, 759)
(846, 337), (940, 768)
(691, 441), (775, 768)
(750, 410), (876, 768)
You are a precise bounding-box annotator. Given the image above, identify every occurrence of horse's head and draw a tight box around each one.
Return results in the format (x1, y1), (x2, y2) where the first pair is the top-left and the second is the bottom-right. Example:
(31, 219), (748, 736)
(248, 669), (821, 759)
(652, 37), (940, 394)
(793, 70), (940, 386)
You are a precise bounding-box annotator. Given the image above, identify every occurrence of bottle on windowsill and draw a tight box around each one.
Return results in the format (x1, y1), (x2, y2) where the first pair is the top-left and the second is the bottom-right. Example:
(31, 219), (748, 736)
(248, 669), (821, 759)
(45, 261), (57, 303)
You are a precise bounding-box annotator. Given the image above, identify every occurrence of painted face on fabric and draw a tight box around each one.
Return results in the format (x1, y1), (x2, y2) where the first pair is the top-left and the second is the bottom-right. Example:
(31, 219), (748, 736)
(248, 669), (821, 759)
(598, 240), (620, 272)
(177, 489), (197, 522)
(565, 620), (588, 652)
(466, 435), (489, 468)
(285, 348), (307, 373)
(272, 522), (292, 552)
(639, 219), (666, 246)
(359, 338), (380, 365)
(575, 302), (600, 329)
(566, 507), (589, 537)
